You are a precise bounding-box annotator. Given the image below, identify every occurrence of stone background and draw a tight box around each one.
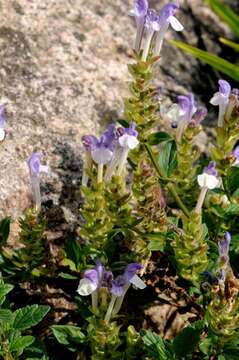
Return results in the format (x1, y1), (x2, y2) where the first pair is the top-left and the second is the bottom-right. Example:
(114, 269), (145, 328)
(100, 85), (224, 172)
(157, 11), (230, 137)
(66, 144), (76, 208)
(0, 0), (237, 228)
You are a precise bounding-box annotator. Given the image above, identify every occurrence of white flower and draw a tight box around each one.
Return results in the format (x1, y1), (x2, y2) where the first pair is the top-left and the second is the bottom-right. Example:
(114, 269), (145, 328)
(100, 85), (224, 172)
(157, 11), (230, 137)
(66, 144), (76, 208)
(77, 278), (97, 296)
(119, 134), (139, 150)
(197, 173), (219, 190)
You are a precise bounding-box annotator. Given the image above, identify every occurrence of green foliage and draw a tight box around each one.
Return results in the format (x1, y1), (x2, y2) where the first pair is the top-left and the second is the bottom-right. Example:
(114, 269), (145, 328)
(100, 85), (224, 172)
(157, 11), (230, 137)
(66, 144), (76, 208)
(172, 320), (204, 358)
(171, 0), (239, 80)
(220, 38), (239, 52)
(207, 0), (239, 38)
(147, 132), (173, 146)
(157, 140), (178, 178)
(0, 280), (49, 360)
(171, 40), (239, 81)
(13, 304), (50, 331)
(51, 325), (86, 352)
(174, 212), (208, 284)
(17, 209), (49, 274)
(142, 331), (172, 360)
(0, 218), (11, 246)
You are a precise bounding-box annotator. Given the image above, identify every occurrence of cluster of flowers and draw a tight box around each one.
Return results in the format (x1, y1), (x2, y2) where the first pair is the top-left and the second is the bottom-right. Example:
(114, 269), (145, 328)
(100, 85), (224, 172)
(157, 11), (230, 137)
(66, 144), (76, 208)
(82, 122), (139, 184)
(133, 0), (183, 60)
(77, 261), (146, 323)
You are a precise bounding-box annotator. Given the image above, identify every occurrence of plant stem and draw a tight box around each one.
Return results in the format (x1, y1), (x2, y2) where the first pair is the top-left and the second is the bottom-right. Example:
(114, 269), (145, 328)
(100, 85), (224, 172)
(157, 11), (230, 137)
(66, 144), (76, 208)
(2, 341), (14, 360)
(145, 144), (190, 217)
(104, 294), (117, 323)
(167, 183), (190, 218)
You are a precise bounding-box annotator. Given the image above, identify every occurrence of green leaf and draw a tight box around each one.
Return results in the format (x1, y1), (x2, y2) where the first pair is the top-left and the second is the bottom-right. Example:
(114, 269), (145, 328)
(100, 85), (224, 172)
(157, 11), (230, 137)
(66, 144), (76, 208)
(0, 217), (11, 245)
(51, 325), (86, 352)
(225, 204), (239, 216)
(207, 0), (239, 38)
(65, 239), (82, 266)
(220, 38), (239, 52)
(117, 119), (129, 128)
(158, 140), (177, 177)
(146, 233), (166, 252)
(0, 309), (13, 323)
(58, 272), (78, 280)
(0, 282), (13, 306)
(173, 320), (204, 357)
(148, 132), (172, 146)
(170, 40), (239, 81)
(13, 305), (50, 331)
(10, 335), (34, 356)
(224, 167), (239, 196)
(141, 330), (170, 360)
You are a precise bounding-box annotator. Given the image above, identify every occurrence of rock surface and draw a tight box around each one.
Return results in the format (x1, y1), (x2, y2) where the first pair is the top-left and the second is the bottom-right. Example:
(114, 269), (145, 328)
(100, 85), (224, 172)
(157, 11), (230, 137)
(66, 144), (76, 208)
(0, 0), (236, 226)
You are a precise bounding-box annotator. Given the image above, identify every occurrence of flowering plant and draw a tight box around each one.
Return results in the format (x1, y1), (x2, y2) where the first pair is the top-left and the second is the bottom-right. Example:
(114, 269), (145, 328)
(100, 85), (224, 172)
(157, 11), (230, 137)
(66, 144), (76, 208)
(1, 1), (239, 359)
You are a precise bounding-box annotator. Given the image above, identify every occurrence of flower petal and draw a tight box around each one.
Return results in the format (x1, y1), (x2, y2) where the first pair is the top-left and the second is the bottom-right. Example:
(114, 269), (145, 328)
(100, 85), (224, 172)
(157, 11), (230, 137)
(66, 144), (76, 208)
(0, 128), (5, 141)
(77, 278), (97, 296)
(169, 16), (184, 31)
(91, 148), (113, 165)
(129, 274), (146, 289)
(119, 134), (139, 149)
(197, 173), (219, 189)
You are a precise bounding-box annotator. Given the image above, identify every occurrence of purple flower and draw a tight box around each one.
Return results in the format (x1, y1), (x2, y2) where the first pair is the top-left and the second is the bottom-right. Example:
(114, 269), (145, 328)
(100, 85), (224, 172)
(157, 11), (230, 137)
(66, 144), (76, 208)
(145, 9), (160, 32)
(82, 135), (98, 152)
(218, 232), (231, 263)
(233, 146), (239, 165)
(117, 122), (139, 176)
(154, 2), (183, 55)
(189, 107), (208, 127)
(142, 8), (160, 61)
(77, 260), (113, 296)
(176, 93), (197, 141)
(135, 0), (148, 18)
(111, 275), (127, 297)
(204, 161), (217, 176)
(124, 263), (142, 282)
(178, 93), (197, 123)
(83, 124), (116, 166)
(28, 152), (49, 210)
(118, 122), (139, 150)
(210, 79), (231, 127)
(28, 153), (42, 177)
(0, 105), (6, 141)
(0, 105), (5, 128)
(134, 0), (148, 52)
(111, 263), (145, 297)
(219, 80), (231, 97)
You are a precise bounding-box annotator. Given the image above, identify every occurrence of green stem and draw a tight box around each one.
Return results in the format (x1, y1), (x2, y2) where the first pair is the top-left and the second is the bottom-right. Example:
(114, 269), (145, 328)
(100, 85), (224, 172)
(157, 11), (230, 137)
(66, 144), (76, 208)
(2, 341), (14, 360)
(167, 183), (190, 218)
(145, 144), (190, 217)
